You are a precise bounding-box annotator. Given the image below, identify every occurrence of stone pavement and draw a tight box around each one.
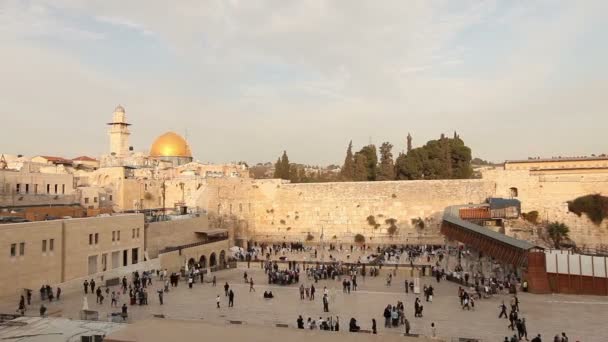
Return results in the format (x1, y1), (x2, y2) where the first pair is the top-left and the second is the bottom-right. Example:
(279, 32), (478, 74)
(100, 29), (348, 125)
(1, 264), (606, 341)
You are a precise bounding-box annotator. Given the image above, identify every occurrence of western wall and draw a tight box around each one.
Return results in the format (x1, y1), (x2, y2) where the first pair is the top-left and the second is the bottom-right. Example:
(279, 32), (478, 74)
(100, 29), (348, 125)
(196, 168), (608, 248)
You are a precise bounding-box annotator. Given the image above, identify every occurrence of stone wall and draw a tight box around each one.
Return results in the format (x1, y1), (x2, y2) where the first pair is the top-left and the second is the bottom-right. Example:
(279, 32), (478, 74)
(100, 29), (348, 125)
(484, 168), (608, 247)
(198, 168), (608, 248)
(146, 216), (210, 258)
(201, 178), (496, 245)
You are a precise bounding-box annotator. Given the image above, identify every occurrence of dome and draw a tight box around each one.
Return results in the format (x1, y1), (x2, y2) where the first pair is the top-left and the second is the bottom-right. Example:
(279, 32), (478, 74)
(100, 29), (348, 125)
(114, 105), (125, 113)
(149, 131), (192, 158)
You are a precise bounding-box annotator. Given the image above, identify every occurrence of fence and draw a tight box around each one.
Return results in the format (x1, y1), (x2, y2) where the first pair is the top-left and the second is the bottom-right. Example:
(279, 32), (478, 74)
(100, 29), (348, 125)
(544, 249), (608, 295)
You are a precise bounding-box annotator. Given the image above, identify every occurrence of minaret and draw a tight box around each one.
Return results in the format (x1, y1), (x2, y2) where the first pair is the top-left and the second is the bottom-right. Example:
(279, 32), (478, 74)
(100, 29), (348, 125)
(107, 105), (131, 157)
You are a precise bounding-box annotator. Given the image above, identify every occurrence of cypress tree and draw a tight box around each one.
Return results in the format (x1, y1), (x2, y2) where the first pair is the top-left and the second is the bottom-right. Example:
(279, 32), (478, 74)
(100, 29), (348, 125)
(340, 140), (355, 181)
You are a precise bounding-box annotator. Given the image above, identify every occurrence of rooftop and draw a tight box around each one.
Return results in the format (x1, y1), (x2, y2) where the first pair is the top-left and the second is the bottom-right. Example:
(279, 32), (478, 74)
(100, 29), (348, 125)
(505, 156), (608, 164)
(0, 316), (123, 342)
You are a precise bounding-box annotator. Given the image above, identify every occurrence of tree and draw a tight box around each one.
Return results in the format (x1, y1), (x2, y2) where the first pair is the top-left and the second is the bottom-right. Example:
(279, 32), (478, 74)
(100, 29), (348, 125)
(273, 157), (283, 179)
(547, 221), (570, 248)
(280, 151), (290, 179)
(358, 144), (378, 181)
(393, 134), (472, 180)
(353, 153), (368, 181)
(377, 142), (395, 181)
(340, 141), (355, 181)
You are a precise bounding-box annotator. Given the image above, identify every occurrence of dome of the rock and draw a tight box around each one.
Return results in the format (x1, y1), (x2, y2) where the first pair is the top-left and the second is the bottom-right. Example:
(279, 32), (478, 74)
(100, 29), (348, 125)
(149, 132), (193, 166)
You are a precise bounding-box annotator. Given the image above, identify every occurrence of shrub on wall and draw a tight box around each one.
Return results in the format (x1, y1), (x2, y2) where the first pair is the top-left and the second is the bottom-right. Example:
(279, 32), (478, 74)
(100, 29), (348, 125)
(280, 219), (286, 225)
(411, 217), (425, 229)
(522, 211), (539, 224)
(354, 234), (365, 244)
(306, 233), (314, 241)
(568, 194), (608, 225)
(385, 218), (398, 236)
(367, 215), (377, 226)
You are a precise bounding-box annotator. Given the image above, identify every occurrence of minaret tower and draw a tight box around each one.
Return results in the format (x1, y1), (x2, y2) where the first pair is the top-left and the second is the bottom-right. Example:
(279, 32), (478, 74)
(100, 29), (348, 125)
(107, 105), (131, 157)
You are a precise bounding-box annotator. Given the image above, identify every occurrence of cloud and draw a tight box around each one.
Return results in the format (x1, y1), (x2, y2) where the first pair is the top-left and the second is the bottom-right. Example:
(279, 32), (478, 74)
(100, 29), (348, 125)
(0, 1), (606, 164)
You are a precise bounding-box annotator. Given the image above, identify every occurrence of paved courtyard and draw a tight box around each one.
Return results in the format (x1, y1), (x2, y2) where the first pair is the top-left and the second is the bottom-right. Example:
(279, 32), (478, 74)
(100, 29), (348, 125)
(1, 263), (607, 341)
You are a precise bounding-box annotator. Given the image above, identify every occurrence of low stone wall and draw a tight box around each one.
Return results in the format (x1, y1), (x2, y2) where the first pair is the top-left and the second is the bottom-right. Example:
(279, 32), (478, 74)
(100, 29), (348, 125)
(146, 216), (210, 258)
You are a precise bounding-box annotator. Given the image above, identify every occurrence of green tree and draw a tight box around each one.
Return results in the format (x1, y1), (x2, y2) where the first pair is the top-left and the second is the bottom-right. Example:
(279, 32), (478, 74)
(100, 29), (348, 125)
(273, 157), (283, 179)
(393, 134), (472, 180)
(340, 141), (355, 181)
(289, 164), (301, 183)
(280, 151), (290, 179)
(353, 153), (368, 181)
(547, 221), (570, 248)
(358, 144), (378, 181)
(377, 142), (395, 180)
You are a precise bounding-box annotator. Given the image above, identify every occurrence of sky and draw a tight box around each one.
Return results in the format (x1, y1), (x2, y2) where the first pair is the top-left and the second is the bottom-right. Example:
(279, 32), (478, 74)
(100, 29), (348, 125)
(0, 0), (607, 165)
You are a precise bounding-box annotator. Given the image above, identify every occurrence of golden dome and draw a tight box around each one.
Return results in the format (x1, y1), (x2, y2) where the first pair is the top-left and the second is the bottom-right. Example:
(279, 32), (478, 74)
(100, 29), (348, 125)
(150, 132), (192, 158)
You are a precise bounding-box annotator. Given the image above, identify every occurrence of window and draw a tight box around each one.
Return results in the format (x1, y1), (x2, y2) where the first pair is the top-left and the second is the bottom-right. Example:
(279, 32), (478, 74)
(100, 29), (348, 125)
(94, 197), (98, 203)
(10, 244), (16, 257)
(16, 184), (21, 193)
(34, 184), (38, 194)
(137, 228), (140, 238)
(117, 230), (120, 241)
(54, 184), (58, 194)
(112, 231), (116, 241)
(94, 233), (98, 244)
(109, 195), (113, 201)
(62, 184), (65, 194)
(84, 197), (89, 204)
(89, 234), (93, 245)
(49, 239), (54, 251)
(46, 184), (50, 193)
(42, 240), (47, 252)
(25, 184), (29, 194)
(132, 229), (135, 239)
(144, 184), (148, 191)
(19, 242), (25, 256)
(509, 187), (519, 198)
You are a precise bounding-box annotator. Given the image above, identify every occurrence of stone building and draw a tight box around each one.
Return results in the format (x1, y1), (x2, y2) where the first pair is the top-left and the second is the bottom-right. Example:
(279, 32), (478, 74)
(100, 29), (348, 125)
(0, 214), (145, 298)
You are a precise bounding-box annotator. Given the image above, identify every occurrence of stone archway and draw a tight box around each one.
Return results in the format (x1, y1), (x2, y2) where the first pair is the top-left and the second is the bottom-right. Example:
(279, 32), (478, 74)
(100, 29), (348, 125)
(188, 257), (196, 269)
(209, 252), (217, 267)
(219, 250), (226, 268)
(199, 255), (207, 269)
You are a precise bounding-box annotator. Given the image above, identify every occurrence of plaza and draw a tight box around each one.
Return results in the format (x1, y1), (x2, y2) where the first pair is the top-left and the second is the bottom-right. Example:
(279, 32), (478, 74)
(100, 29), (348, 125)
(2, 261), (606, 341)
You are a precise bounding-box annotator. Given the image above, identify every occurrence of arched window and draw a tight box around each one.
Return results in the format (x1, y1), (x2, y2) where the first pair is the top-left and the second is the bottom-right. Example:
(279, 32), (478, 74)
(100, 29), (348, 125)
(509, 187), (518, 198)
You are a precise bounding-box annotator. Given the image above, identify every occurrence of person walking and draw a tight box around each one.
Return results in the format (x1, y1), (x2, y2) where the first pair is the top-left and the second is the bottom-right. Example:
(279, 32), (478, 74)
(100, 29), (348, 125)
(300, 284), (305, 300)
(249, 278), (255, 292)
(212, 276), (216, 286)
(224, 282), (230, 296)
(83, 280), (89, 294)
(157, 289), (164, 305)
(90, 279), (96, 294)
(228, 289), (234, 307)
(322, 294), (329, 312)
(111, 292), (117, 307)
(499, 301), (508, 319)
(310, 285), (315, 300)
(56, 287), (61, 301)
(372, 318), (377, 334)
(216, 295), (221, 308)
